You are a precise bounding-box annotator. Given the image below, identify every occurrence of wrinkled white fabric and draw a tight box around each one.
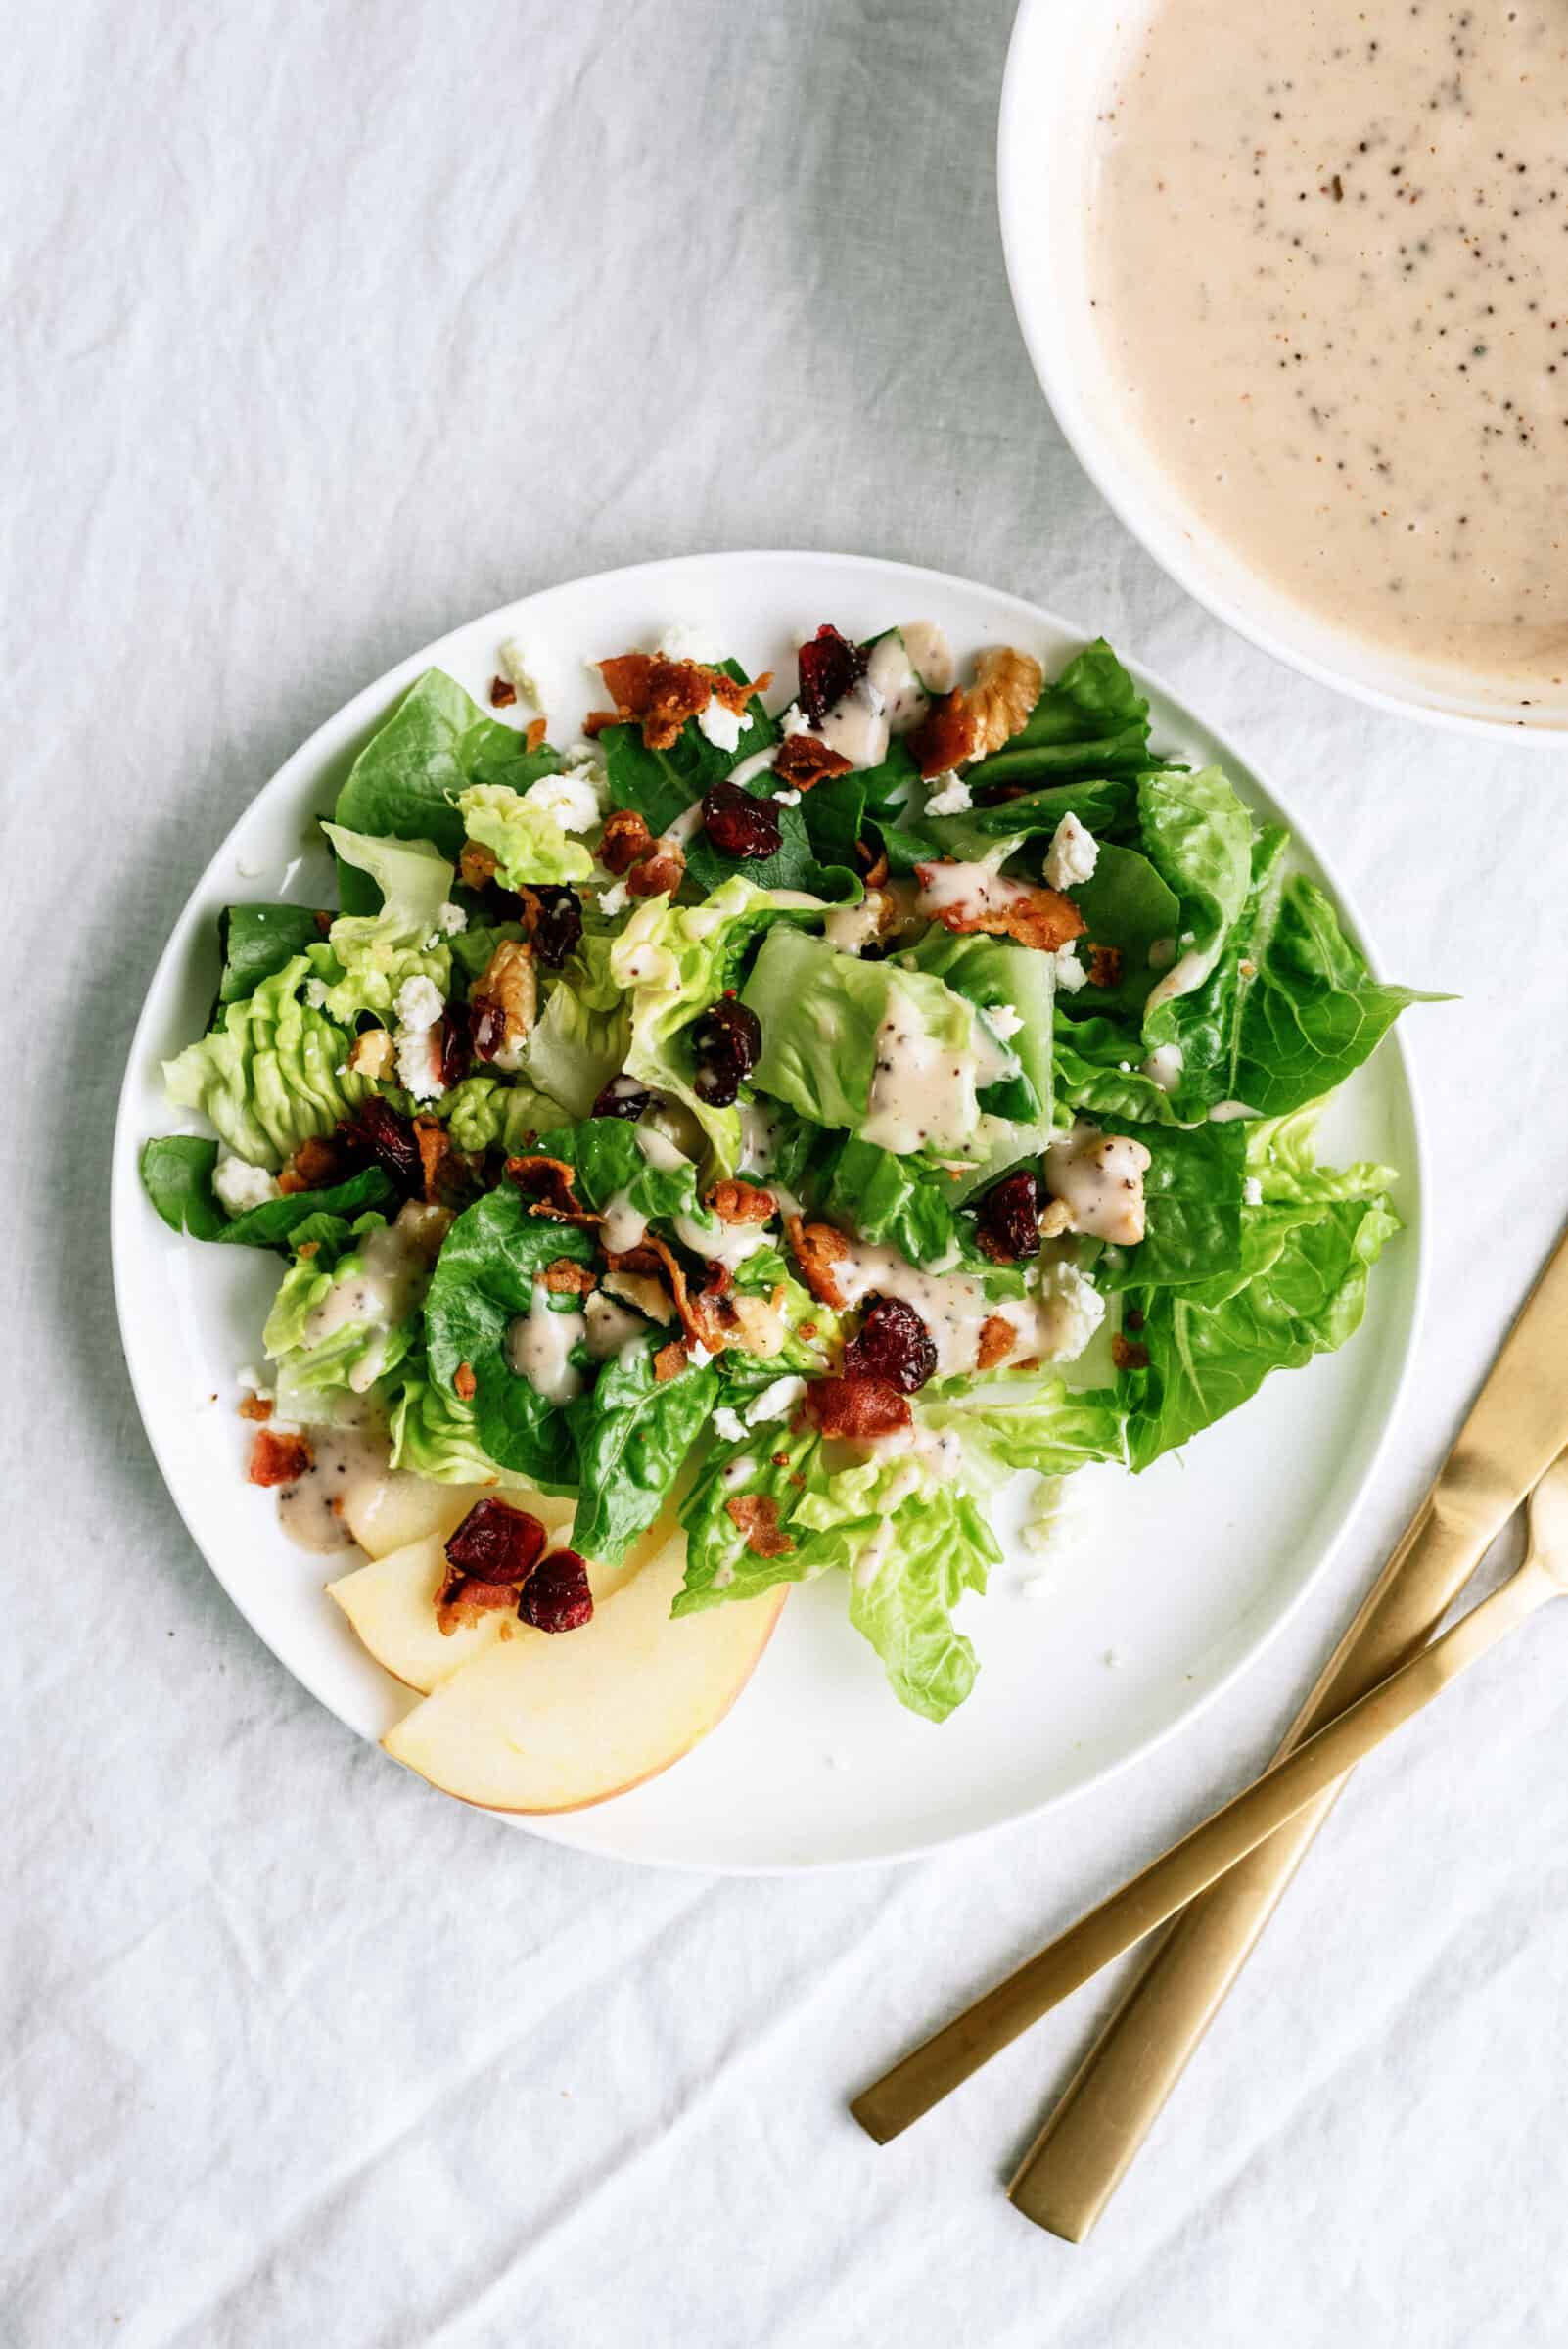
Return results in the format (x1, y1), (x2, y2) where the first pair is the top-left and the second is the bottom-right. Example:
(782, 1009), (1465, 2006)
(5, 3), (1567, 2343)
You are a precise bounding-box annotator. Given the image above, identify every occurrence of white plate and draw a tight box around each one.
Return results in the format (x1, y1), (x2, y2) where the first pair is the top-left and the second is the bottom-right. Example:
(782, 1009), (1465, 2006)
(111, 550), (1427, 1871)
(997, 0), (1568, 743)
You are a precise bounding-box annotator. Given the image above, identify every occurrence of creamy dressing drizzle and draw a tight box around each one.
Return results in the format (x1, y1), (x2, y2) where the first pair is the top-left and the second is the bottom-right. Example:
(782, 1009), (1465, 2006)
(634, 1123), (689, 1173)
(673, 1211), (771, 1270)
(584, 1290), (652, 1359)
(1045, 1122), (1153, 1246)
(506, 1278), (587, 1405)
(823, 891), (886, 956)
(301, 1205), (444, 1394)
(1143, 946), (1210, 1017)
(277, 1427), (391, 1554)
(861, 995), (977, 1158)
(1140, 1043), (1184, 1092)
(600, 1189), (648, 1255)
(914, 861), (1036, 926)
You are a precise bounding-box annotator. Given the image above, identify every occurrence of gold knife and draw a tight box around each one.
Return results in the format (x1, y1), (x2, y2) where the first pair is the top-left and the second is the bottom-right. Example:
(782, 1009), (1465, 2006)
(851, 1218), (1568, 2222)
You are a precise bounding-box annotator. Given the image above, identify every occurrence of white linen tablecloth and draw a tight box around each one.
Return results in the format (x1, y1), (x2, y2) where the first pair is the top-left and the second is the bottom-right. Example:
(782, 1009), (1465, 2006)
(6, 3), (1567, 2341)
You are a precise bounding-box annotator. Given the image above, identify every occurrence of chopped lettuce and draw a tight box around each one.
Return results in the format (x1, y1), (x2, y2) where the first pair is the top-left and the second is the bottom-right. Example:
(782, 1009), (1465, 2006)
(960, 638), (1163, 796)
(437, 1073), (567, 1155)
(531, 1114), (700, 1222)
(523, 936), (630, 1119)
(332, 668), (561, 909)
(1136, 764), (1254, 1006)
(902, 925), (1055, 1197)
(1097, 1120), (1248, 1291)
(215, 904), (330, 1007)
(458, 779), (594, 888)
(263, 1211), (419, 1404)
(140, 1135), (393, 1247)
(163, 948), (367, 1169)
(317, 823), (454, 1024)
(389, 1370), (524, 1486)
(567, 1337), (718, 1568)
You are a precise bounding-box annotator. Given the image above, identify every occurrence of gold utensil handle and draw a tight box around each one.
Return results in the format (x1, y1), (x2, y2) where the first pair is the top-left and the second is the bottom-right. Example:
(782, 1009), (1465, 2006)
(853, 1555), (1552, 2151)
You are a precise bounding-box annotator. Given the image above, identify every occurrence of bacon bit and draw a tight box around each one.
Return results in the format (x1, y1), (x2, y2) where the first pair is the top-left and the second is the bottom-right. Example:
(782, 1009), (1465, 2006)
(277, 1134), (341, 1196)
(453, 1361), (478, 1401)
(771, 1451), (791, 1468)
(412, 1116), (457, 1205)
(488, 675), (518, 708)
(707, 1178), (776, 1225)
(460, 841), (500, 891)
(248, 1428), (312, 1487)
(600, 807), (656, 875)
(505, 1154), (587, 1221)
(313, 908), (334, 937)
(968, 646), (1042, 757)
(1085, 944), (1124, 989)
(771, 733), (853, 792)
(909, 688), (980, 780)
(594, 651), (770, 752)
(347, 1027), (395, 1081)
(543, 1259), (596, 1295)
(724, 1493), (794, 1558)
(525, 716), (548, 753)
(296, 1240), (319, 1260)
(857, 844), (891, 890)
(582, 710), (620, 737)
(786, 1215), (851, 1310)
(803, 1375), (911, 1440)
(237, 1392), (274, 1422)
(436, 1576), (521, 1634)
(1126, 1307), (1145, 1332)
(626, 841), (685, 898)
(976, 1314), (1018, 1371)
(1112, 1334), (1151, 1372)
(914, 860), (1086, 954)
(653, 1340), (689, 1383)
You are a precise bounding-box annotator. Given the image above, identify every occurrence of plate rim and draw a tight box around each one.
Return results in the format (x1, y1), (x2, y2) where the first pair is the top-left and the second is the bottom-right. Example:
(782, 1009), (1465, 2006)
(111, 547), (1430, 1873)
(995, 0), (1568, 746)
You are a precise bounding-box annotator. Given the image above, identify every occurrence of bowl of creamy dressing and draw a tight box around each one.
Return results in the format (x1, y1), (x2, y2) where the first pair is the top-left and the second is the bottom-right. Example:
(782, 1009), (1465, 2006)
(999, 0), (1568, 734)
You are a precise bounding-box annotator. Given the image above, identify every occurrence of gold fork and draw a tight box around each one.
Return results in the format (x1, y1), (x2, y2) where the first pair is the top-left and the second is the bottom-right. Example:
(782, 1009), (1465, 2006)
(853, 1450), (1568, 2148)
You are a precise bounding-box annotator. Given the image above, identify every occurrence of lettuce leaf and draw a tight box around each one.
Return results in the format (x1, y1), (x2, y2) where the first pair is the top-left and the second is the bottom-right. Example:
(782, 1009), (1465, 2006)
(1136, 764), (1254, 1003)
(902, 925), (1055, 1196)
(598, 659), (776, 837)
(389, 1370), (527, 1486)
(317, 823), (454, 1023)
(919, 1377), (1128, 1484)
(216, 904), (329, 1007)
(959, 638), (1162, 796)
(1247, 1101), (1397, 1206)
(332, 668), (561, 910)
(163, 948), (367, 1169)
(1062, 843), (1183, 1019)
(567, 1337), (718, 1567)
(423, 1186), (598, 1489)
(1098, 1120), (1248, 1291)
(1118, 1192), (1401, 1470)
(522, 935), (630, 1119)
(263, 1211), (419, 1402)
(741, 926), (980, 1156)
(674, 1423), (826, 1610)
(531, 1115), (700, 1222)
(457, 780), (594, 888)
(140, 1135), (393, 1247)
(1053, 1019), (1190, 1128)
(435, 1073), (566, 1155)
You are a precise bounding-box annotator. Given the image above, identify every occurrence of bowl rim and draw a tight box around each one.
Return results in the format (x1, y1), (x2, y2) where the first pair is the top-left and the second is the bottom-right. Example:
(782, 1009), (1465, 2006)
(995, 0), (1568, 748)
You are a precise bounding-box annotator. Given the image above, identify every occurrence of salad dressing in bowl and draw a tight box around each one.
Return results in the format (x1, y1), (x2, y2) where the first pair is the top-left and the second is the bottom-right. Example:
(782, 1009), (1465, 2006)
(1084, 0), (1568, 702)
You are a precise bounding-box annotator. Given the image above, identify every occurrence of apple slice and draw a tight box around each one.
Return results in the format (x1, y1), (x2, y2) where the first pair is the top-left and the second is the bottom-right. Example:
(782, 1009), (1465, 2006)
(328, 1501), (671, 1694)
(339, 1469), (522, 1561)
(381, 1540), (785, 1811)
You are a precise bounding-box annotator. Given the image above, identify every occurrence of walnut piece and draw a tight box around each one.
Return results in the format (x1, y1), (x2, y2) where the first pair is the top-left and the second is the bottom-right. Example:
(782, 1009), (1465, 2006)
(347, 1027), (395, 1081)
(471, 939), (536, 1068)
(968, 646), (1043, 759)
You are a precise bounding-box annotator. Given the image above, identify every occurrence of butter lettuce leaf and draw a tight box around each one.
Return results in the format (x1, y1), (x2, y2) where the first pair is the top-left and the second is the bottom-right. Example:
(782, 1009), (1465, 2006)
(163, 947), (367, 1169)
(457, 780), (594, 888)
(568, 1337), (719, 1568)
(522, 936), (629, 1120)
(317, 823), (454, 1024)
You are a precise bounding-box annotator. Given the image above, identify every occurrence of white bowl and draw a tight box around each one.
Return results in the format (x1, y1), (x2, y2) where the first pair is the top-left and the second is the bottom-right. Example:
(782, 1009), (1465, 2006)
(997, 0), (1568, 744)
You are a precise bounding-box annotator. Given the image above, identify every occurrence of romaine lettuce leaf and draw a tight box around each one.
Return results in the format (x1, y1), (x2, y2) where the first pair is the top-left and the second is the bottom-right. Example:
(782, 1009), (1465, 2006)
(1062, 843), (1183, 1018)
(919, 1377), (1128, 1484)
(903, 925), (1055, 1196)
(598, 659), (776, 837)
(457, 780), (594, 888)
(741, 927), (980, 1156)
(1053, 1019), (1189, 1128)
(423, 1186), (598, 1490)
(216, 904), (329, 1007)
(436, 1074), (567, 1155)
(1118, 1192), (1401, 1470)
(567, 1337), (718, 1567)
(928, 775), (1134, 866)
(674, 1421), (826, 1610)
(140, 1135), (394, 1247)
(1098, 1120), (1248, 1291)
(163, 948), (367, 1169)
(389, 1370), (526, 1486)
(1136, 764), (1254, 1003)
(959, 638), (1162, 795)
(332, 668), (561, 910)
(1246, 1102), (1397, 1206)
(530, 1115), (700, 1223)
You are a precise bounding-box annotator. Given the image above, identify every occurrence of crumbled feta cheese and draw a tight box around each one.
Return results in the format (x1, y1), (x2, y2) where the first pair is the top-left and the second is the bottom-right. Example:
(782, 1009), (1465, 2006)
(1043, 812), (1100, 892)
(712, 1405), (747, 1444)
(562, 739), (601, 769)
(657, 622), (723, 666)
(395, 1026), (444, 1101)
(924, 772), (972, 816)
(212, 1154), (280, 1215)
(394, 975), (444, 1032)
(745, 1374), (806, 1426)
(781, 703), (812, 737)
(986, 1002), (1024, 1040)
(302, 977), (330, 1010)
(686, 1341), (714, 1369)
(1043, 1260), (1106, 1363)
(697, 699), (746, 754)
(522, 765), (602, 834)
(499, 637), (547, 710)
(1243, 1174), (1264, 1206)
(598, 879), (630, 917)
(772, 787), (802, 806)
(1052, 942), (1086, 993)
(432, 901), (467, 936)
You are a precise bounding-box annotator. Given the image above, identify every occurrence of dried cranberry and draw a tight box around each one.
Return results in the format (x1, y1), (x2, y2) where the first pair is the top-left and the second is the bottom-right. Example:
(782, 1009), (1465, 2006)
(591, 1075), (656, 1122)
(975, 1168), (1042, 1263)
(445, 1497), (549, 1584)
(702, 780), (781, 861)
(795, 623), (866, 726)
(470, 996), (506, 1063)
(437, 1013), (469, 1091)
(528, 885), (582, 969)
(520, 1548), (594, 1633)
(843, 1295), (939, 1394)
(691, 994), (761, 1107)
(340, 1097), (423, 1195)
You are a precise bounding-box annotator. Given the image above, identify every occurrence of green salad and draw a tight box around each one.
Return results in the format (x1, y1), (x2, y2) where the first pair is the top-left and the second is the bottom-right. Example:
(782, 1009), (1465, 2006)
(143, 620), (1435, 1721)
